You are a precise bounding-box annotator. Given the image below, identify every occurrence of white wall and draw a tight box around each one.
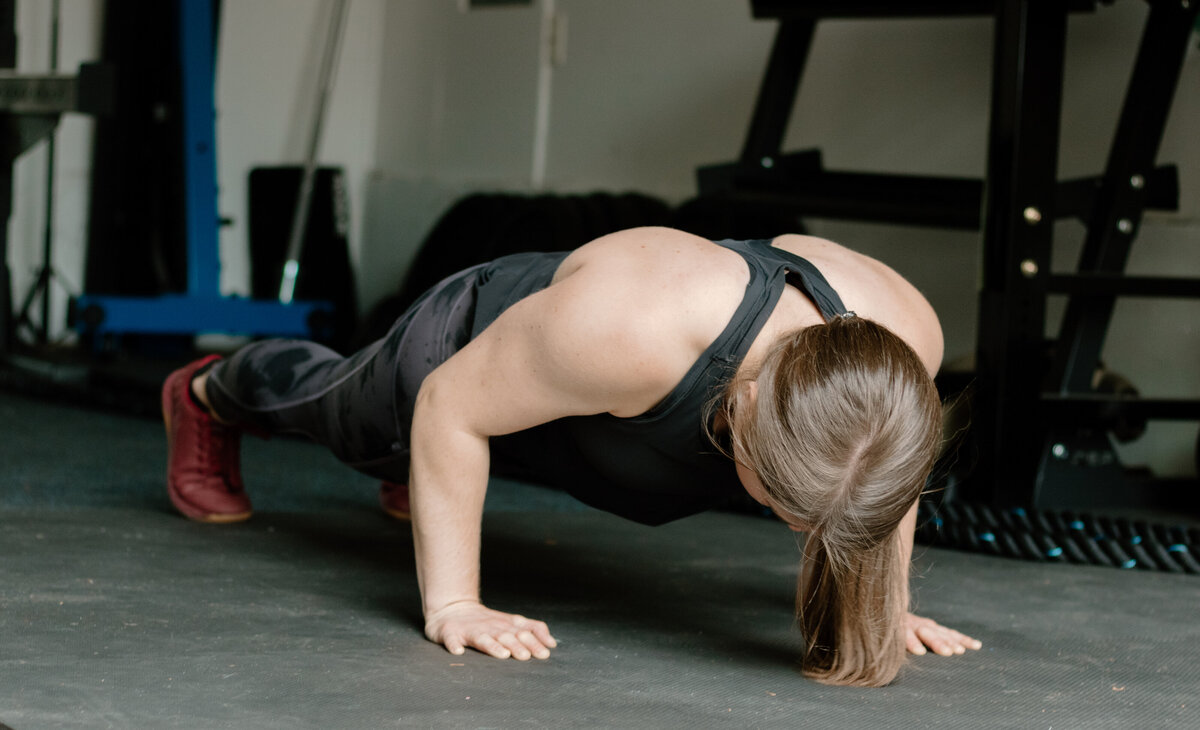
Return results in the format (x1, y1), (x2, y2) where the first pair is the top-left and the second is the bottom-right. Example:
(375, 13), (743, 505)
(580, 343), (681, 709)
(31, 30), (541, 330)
(215, 0), (385, 304)
(358, 0), (546, 309)
(8, 0), (102, 344)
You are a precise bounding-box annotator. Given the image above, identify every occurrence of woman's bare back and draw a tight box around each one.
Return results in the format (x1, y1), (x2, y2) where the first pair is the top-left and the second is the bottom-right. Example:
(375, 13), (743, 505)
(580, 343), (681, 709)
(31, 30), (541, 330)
(548, 227), (944, 414)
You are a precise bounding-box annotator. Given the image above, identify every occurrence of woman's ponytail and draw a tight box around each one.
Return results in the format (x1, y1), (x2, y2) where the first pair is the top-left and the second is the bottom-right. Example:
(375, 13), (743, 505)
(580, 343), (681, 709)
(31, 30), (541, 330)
(714, 316), (941, 686)
(798, 526), (909, 686)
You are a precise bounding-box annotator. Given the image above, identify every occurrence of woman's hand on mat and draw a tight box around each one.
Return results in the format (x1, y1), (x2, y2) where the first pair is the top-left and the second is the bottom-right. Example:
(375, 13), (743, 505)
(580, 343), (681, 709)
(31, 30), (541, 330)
(425, 600), (557, 661)
(904, 612), (982, 657)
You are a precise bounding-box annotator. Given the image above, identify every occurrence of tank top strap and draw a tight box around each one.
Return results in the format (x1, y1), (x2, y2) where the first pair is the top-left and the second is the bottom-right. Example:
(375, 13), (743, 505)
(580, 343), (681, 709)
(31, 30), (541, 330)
(741, 239), (850, 321)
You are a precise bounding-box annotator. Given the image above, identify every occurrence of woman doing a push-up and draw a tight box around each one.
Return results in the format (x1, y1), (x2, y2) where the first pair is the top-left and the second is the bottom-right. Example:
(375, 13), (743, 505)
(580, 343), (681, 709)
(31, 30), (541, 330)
(162, 226), (980, 686)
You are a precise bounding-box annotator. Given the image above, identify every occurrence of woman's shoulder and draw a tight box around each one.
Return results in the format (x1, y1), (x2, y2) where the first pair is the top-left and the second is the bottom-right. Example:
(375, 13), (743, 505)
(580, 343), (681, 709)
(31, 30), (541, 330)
(557, 226), (738, 279)
(557, 227), (750, 326)
(550, 227), (942, 374)
(544, 227), (752, 380)
(772, 234), (944, 374)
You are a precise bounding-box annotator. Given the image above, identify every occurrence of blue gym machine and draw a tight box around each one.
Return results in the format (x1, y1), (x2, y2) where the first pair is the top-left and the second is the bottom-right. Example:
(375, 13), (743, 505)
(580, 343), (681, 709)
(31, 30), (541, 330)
(74, 0), (331, 341)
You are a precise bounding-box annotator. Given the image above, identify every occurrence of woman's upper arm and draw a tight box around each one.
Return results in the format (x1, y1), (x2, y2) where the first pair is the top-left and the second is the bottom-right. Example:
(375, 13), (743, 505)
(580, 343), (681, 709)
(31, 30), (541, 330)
(416, 272), (683, 438)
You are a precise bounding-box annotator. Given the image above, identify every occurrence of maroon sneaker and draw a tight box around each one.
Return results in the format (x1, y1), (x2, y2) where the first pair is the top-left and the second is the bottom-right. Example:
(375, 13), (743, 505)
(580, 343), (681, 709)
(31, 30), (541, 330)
(162, 355), (252, 523)
(379, 481), (411, 521)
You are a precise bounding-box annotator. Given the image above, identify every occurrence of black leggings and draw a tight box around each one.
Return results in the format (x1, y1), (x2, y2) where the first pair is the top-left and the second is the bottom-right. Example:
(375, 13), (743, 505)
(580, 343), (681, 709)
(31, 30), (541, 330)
(204, 263), (487, 483)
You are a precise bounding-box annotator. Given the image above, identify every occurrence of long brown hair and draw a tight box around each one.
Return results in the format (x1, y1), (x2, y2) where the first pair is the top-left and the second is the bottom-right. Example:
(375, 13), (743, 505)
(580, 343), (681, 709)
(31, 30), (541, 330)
(716, 315), (942, 686)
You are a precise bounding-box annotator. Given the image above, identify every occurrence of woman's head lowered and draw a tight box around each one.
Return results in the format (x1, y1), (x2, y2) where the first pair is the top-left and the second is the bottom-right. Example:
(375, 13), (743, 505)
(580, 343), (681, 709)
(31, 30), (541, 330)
(716, 314), (943, 686)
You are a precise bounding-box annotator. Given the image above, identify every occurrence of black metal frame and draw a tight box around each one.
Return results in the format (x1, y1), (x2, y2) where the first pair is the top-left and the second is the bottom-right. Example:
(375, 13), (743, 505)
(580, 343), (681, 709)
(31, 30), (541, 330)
(0, 0), (18, 354)
(971, 0), (1072, 507)
(1046, 1), (1198, 395)
(707, 0), (1200, 511)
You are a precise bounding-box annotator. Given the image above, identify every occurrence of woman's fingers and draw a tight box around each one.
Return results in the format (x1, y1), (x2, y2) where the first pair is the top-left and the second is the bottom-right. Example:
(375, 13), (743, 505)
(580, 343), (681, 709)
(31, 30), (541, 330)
(458, 629), (548, 661)
(473, 632), (513, 659)
(943, 627), (982, 652)
(515, 616), (557, 649)
(904, 627), (928, 655)
(534, 622), (558, 649)
(918, 624), (959, 656)
(930, 623), (981, 653)
(427, 603), (556, 661)
(496, 631), (531, 660)
(517, 630), (551, 660)
(444, 635), (467, 656)
(906, 613), (983, 657)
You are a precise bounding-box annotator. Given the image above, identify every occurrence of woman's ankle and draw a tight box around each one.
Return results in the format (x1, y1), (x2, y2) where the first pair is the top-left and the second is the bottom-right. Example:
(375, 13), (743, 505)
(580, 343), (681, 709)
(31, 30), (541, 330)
(189, 371), (232, 424)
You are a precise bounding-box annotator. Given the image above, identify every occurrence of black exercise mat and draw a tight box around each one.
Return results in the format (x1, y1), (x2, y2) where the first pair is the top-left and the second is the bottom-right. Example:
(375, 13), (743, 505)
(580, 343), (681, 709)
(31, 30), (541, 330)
(2, 507), (1198, 729)
(3, 391), (1199, 728)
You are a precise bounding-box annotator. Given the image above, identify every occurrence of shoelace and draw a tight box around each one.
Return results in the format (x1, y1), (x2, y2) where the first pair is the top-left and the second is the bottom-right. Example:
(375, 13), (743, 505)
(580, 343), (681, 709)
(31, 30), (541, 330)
(218, 426), (243, 493)
(191, 399), (243, 494)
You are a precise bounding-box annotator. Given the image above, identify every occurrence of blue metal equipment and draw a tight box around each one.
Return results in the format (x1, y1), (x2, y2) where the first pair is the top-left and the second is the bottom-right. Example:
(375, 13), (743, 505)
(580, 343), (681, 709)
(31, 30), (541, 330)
(74, 0), (331, 341)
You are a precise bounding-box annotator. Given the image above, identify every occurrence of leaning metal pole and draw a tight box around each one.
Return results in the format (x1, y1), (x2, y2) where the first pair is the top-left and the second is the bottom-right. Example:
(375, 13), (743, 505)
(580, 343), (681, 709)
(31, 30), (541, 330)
(278, 0), (348, 305)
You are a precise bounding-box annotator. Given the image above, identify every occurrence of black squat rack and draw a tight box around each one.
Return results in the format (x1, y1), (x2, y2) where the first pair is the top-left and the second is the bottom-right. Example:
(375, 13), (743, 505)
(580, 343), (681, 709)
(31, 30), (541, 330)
(702, 1), (1200, 569)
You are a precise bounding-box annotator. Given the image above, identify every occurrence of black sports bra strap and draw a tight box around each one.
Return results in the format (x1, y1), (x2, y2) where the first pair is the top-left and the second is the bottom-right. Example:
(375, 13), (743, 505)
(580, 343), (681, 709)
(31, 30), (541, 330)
(749, 240), (850, 321)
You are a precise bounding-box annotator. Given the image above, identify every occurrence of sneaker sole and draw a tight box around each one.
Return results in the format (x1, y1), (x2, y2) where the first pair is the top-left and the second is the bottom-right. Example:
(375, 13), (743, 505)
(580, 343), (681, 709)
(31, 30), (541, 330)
(380, 504), (411, 521)
(163, 370), (253, 524)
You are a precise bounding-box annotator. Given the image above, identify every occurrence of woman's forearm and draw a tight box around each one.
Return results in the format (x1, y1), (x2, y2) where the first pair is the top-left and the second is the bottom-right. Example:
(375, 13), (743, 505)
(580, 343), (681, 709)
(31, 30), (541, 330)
(408, 378), (492, 617)
(408, 372), (558, 660)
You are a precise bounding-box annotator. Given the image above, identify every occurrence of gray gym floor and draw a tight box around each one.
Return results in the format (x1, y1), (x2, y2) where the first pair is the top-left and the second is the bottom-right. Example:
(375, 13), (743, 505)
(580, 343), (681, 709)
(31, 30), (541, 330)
(3, 389), (1199, 729)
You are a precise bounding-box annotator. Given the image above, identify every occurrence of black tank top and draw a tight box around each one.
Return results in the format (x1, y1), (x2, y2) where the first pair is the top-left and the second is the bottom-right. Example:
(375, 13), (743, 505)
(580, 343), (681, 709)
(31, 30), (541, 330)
(474, 239), (850, 525)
